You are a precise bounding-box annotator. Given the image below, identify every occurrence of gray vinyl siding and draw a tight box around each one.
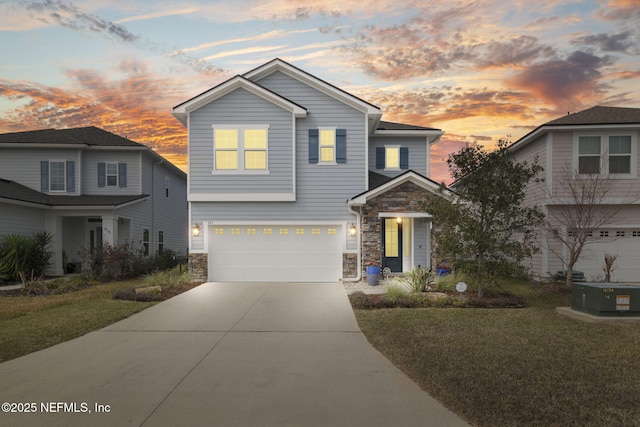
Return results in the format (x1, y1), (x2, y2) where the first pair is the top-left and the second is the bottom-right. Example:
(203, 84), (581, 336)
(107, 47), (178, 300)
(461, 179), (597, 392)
(61, 217), (87, 263)
(0, 147), (80, 194)
(0, 203), (45, 238)
(189, 88), (294, 194)
(413, 218), (429, 268)
(82, 150), (142, 195)
(369, 136), (428, 177)
(189, 70), (367, 222)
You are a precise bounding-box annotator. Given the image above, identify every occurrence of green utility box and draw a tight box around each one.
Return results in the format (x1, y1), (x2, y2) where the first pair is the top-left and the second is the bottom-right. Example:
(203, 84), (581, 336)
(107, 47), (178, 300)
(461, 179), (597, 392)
(571, 283), (640, 316)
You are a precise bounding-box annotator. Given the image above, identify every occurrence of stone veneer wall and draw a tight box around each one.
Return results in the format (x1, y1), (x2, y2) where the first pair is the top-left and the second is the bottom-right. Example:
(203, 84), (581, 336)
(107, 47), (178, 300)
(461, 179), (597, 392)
(342, 253), (358, 278)
(188, 253), (208, 283)
(360, 181), (433, 278)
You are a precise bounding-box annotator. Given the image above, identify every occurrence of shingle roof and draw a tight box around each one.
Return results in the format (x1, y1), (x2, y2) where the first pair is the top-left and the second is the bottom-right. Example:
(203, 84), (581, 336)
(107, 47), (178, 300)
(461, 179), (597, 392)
(544, 106), (640, 126)
(376, 120), (441, 132)
(0, 126), (143, 147)
(0, 179), (148, 207)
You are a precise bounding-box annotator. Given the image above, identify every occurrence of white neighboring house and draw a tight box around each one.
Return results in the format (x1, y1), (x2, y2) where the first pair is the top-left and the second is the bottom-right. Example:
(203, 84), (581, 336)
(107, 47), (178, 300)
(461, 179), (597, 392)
(510, 106), (640, 282)
(0, 126), (188, 276)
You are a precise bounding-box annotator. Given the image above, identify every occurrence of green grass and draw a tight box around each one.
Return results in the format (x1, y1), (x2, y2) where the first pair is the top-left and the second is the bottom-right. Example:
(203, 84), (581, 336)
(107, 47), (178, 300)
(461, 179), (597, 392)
(354, 280), (640, 427)
(0, 278), (157, 362)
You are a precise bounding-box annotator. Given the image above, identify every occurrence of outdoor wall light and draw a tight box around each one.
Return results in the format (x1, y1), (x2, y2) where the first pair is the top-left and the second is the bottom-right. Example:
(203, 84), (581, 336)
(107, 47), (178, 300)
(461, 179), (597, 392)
(349, 224), (357, 237)
(192, 223), (201, 237)
(396, 217), (403, 224)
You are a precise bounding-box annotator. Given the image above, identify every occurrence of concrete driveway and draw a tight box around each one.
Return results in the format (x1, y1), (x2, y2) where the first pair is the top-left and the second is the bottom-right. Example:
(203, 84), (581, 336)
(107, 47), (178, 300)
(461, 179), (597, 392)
(0, 282), (470, 427)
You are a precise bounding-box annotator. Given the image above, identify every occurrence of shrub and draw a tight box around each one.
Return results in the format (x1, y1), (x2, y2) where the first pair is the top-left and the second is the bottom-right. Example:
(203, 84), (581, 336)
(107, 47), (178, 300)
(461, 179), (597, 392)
(144, 265), (191, 288)
(348, 291), (375, 309)
(0, 232), (54, 283)
(404, 266), (433, 292)
(113, 288), (163, 302)
(79, 242), (139, 281)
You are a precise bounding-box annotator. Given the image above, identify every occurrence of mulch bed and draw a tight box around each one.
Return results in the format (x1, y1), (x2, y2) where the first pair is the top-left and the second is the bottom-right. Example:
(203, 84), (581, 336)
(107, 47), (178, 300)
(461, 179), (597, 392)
(349, 290), (525, 309)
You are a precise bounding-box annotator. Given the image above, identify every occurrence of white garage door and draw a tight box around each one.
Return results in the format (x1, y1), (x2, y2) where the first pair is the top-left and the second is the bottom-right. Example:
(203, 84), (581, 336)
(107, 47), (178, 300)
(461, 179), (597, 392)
(574, 229), (640, 282)
(209, 225), (342, 282)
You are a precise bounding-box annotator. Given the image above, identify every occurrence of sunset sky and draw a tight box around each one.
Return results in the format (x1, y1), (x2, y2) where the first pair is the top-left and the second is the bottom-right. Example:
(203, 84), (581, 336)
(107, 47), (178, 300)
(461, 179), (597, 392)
(1, 0), (640, 183)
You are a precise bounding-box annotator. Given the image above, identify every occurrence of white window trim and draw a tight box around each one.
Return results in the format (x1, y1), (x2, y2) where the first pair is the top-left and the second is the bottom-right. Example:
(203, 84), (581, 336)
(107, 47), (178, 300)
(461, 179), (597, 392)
(384, 145), (401, 171)
(212, 124), (271, 174)
(573, 131), (637, 179)
(106, 162), (119, 187)
(48, 160), (66, 193)
(318, 127), (337, 165)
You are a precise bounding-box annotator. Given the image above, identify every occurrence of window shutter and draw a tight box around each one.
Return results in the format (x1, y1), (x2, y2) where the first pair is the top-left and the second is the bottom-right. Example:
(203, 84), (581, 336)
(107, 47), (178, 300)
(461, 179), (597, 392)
(66, 161), (75, 192)
(336, 129), (347, 163)
(376, 147), (385, 169)
(308, 129), (319, 163)
(118, 163), (127, 188)
(40, 161), (49, 192)
(400, 147), (409, 169)
(97, 163), (106, 187)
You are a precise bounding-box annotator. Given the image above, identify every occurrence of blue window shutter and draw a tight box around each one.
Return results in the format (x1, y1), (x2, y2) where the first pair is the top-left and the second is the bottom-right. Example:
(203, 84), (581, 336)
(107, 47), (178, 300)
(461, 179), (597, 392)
(97, 162), (106, 187)
(118, 163), (127, 188)
(308, 129), (319, 163)
(66, 161), (75, 192)
(336, 129), (347, 163)
(40, 161), (49, 192)
(376, 147), (385, 169)
(400, 147), (409, 169)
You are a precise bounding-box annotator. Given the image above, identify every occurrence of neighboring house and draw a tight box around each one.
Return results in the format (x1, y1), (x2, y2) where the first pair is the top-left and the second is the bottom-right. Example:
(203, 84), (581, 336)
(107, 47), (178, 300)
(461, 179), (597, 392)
(0, 126), (188, 276)
(510, 106), (640, 282)
(173, 58), (444, 282)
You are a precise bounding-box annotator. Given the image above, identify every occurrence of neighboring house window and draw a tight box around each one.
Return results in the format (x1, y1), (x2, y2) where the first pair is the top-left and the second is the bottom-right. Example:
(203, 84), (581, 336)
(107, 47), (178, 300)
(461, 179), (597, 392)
(576, 134), (635, 176)
(165, 176), (170, 198)
(40, 160), (75, 193)
(98, 162), (127, 187)
(158, 230), (164, 254)
(308, 128), (347, 164)
(578, 136), (601, 174)
(212, 125), (269, 172)
(376, 146), (409, 170)
(142, 228), (150, 256)
(609, 135), (631, 174)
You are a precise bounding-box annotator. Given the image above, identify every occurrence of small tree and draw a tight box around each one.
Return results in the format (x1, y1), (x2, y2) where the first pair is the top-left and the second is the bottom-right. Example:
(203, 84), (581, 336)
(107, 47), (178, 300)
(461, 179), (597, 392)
(545, 163), (638, 286)
(423, 140), (544, 296)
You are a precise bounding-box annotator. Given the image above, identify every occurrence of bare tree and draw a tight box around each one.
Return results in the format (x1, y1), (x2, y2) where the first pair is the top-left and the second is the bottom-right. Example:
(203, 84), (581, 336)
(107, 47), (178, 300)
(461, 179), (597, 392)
(545, 163), (637, 286)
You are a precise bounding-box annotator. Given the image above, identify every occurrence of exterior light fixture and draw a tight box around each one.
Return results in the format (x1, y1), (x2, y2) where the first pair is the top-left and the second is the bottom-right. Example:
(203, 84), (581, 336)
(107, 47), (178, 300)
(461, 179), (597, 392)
(396, 217), (402, 224)
(192, 224), (201, 237)
(349, 224), (357, 236)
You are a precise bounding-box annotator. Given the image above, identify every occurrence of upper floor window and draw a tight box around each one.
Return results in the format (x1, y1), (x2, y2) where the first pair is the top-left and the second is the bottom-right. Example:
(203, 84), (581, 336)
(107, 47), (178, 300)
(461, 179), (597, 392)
(609, 135), (631, 174)
(375, 146), (409, 171)
(40, 160), (75, 193)
(98, 162), (127, 188)
(319, 128), (336, 163)
(576, 133), (635, 177)
(308, 128), (347, 164)
(213, 125), (269, 173)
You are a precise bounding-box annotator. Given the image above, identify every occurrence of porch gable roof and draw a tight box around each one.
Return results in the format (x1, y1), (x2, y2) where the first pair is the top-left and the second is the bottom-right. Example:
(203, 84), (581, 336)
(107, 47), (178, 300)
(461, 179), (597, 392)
(349, 170), (450, 206)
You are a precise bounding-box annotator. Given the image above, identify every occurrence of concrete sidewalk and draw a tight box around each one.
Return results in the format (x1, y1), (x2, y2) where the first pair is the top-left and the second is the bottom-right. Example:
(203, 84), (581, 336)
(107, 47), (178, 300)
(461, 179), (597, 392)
(0, 282), (470, 427)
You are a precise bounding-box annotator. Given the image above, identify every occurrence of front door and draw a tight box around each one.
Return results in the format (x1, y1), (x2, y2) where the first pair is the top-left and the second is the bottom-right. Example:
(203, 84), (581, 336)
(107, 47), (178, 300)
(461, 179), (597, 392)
(382, 218), (403, 272)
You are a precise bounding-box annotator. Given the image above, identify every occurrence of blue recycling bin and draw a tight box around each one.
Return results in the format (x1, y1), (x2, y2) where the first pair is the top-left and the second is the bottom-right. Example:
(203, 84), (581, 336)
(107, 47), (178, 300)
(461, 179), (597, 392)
(366, 266), (381, 286)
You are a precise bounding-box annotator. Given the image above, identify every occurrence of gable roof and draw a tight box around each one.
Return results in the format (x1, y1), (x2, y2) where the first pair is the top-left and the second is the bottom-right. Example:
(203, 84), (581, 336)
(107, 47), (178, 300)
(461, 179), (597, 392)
(172, 74), (308, 126)
(0, 126), (143, 147)
(0, 178), (148, 208)
(243, 58), (382, 117)
(349, 170), (449, 206)
(510, 106), (640, 152)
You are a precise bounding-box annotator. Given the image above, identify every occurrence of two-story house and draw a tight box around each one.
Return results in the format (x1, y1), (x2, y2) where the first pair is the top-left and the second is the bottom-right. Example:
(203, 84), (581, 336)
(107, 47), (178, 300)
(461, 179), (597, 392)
(0, 126), (188, 276)
(173, 58), (444, 283)
(510, 106), (640, 282)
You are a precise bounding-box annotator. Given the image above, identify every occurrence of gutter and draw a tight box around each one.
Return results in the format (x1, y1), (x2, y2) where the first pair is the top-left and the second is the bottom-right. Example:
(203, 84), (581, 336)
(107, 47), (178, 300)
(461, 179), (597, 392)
(345, 201), (362, 282)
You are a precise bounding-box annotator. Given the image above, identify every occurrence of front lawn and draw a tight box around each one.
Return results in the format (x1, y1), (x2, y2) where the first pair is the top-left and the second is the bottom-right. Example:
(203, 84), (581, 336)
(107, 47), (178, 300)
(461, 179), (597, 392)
(0, 275), (197, 363)
(354, 281), (640, 427)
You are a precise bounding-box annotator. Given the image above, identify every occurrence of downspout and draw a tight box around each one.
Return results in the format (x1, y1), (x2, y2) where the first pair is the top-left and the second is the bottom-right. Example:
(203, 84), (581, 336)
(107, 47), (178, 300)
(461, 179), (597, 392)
(346, 201), (362, 282)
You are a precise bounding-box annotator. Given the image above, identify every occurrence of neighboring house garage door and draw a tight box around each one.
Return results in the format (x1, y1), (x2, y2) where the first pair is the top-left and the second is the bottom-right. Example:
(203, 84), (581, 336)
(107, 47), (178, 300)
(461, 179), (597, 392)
(574, 229), (640, 282)
(209, 225), (342, 282)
